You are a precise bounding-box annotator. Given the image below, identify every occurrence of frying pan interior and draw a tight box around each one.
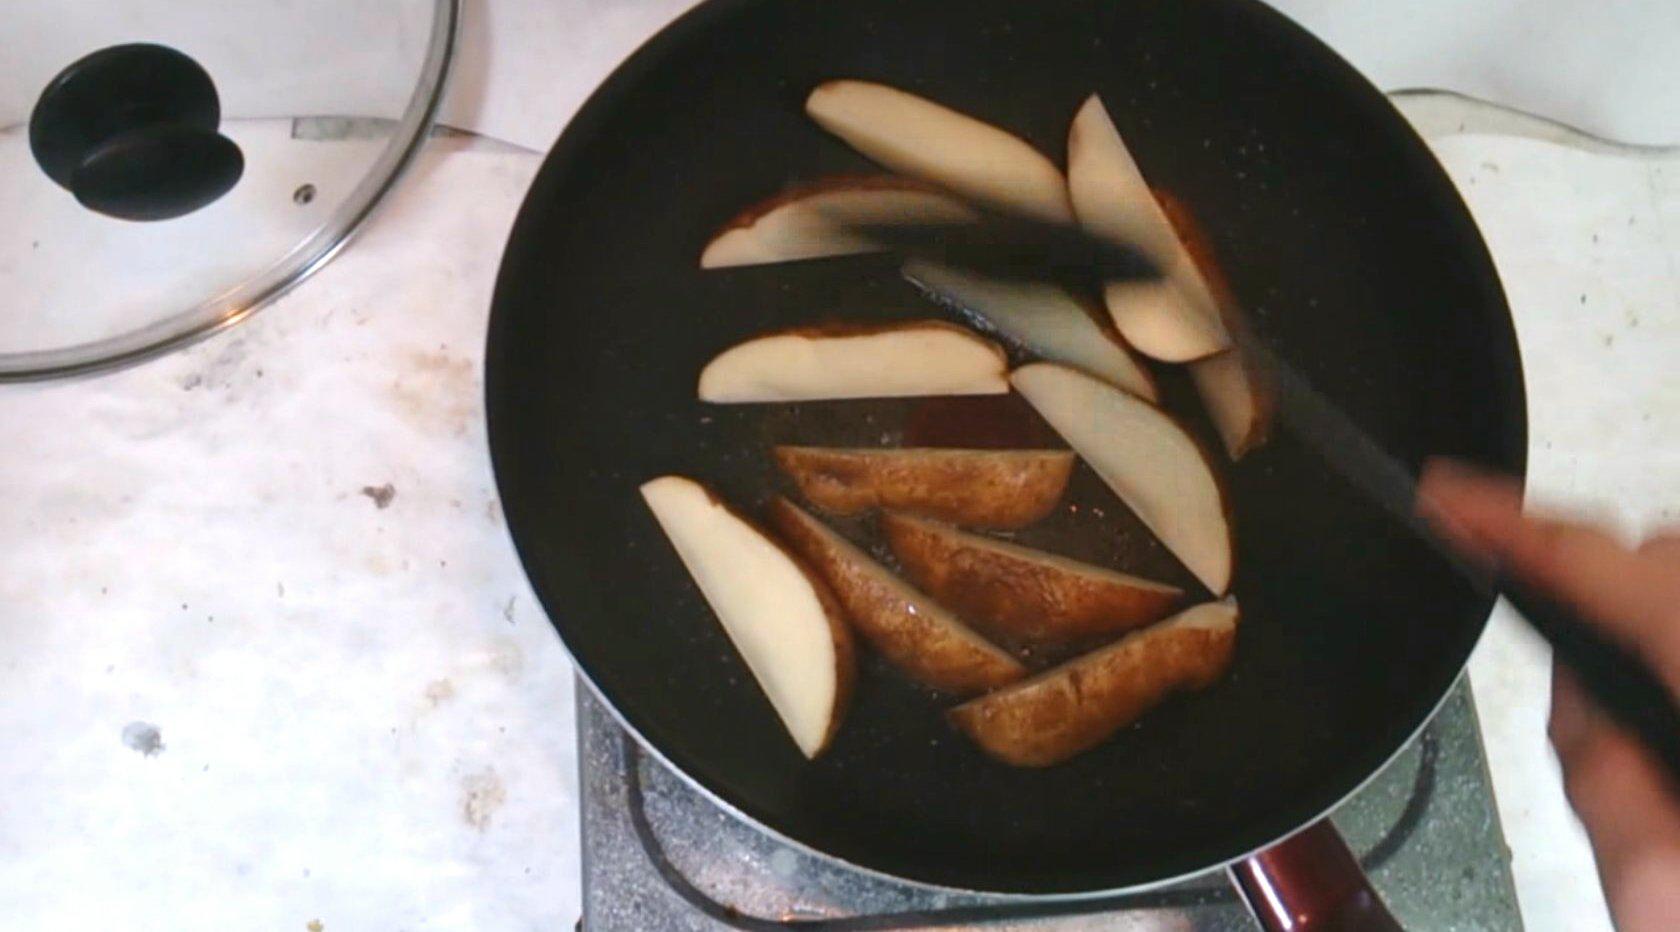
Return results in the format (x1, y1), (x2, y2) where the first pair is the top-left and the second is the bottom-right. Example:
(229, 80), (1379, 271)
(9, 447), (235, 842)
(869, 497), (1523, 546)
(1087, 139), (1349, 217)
(486, 0), (1525, 893)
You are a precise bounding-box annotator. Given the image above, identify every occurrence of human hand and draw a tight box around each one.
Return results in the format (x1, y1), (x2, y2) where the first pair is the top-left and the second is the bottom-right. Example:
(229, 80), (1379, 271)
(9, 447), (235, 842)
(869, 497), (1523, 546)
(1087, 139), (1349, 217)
(1419, 459), (1680, 931)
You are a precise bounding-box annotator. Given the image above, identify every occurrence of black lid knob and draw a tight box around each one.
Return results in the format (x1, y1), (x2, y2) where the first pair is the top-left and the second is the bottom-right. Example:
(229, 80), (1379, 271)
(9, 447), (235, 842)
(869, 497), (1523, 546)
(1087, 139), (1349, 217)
(29, 44), (244, 222)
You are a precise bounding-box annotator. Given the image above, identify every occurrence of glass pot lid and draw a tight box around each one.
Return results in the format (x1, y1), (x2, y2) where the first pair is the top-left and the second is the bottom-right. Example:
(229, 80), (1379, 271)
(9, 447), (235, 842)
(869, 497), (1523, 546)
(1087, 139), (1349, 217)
(0, 0), (458, 380)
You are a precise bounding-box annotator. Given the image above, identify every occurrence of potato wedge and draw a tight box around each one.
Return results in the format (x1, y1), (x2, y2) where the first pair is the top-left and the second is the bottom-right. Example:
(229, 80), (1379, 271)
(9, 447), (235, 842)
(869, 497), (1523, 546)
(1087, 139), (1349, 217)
(773, 446), (1074, 529)
(902, 259), (1159, 401)
(881, 512), (1181, 646)
(698, 321), (1008, 403)
(1011, 363), (1234, 594)
(1189, 348), (1274, 459)
(806, 80), (1073, 223)
(1099, 276), (1228, 364)
(641, 476), (856, 758)
(1152, 189), (1276, 460)
(700, 176), (977, 269)
(768, 497), (1026, 695)
(949, 599), (1239, 766)
(1067, 94), (1229, 361)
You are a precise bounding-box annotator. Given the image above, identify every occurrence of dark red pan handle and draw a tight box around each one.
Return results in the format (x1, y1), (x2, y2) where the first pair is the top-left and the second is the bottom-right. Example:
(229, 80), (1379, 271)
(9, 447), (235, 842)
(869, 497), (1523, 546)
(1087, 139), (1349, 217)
(1228, 819), (1402, 931)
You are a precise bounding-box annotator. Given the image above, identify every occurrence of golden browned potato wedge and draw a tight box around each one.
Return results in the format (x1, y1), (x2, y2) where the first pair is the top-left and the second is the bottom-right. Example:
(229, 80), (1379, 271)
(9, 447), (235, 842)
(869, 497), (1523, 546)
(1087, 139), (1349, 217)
(641, 476), (856, 758)
(768, 497), (1026, 695)
(881, 512), (1181, 646)
(949, 600), (1238, 766)
(773, 446), (1074, 529)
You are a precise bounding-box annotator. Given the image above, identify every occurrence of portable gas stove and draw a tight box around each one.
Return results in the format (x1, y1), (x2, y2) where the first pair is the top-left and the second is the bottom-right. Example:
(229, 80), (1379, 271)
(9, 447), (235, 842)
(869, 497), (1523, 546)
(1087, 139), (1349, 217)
(577, 678), (1520, 930)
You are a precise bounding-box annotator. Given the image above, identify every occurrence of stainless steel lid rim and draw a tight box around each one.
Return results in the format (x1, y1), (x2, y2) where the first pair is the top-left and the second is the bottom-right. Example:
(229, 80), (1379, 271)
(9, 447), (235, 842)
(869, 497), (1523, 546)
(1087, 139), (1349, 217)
(0, 0), (460, 381)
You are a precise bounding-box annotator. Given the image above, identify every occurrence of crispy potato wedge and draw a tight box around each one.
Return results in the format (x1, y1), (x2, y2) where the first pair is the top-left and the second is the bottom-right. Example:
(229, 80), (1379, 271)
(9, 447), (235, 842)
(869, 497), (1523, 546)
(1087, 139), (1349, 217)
(768, 497), (1026, 695)
(881, 512), (1181, 646)
(773, 446), (1074, 529)
(949, 600), (1238, 766)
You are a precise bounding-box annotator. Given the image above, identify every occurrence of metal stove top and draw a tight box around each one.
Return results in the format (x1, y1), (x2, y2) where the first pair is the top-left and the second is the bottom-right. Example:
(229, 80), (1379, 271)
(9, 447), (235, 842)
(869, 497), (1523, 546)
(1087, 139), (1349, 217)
(578, 677), (1521, 930)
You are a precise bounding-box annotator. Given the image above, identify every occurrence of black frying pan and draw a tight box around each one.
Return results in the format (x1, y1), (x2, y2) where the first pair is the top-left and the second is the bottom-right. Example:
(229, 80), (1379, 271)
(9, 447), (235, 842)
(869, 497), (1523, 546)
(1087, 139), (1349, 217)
(485, 0), (1525, 908)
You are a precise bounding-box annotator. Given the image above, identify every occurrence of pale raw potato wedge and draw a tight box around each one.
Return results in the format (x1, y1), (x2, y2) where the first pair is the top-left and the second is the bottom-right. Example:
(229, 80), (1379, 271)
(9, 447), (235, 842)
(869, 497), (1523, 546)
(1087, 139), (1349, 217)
(1066, 95), (1182, 256)
(640, 477), (856, 758)
(881, 512), (1181, 646)
(768, 497), (1026, 696)
(949, 599), (1239, 766)
(1101, 276), (1228, 363)
(806, 80), (1072, 223)
(1190, 348), (1274, 459)
(773, 446), (1074, 529)
(1067, 94), (1228, 361)
(1011, 363), (1233, 594)
(902, 259), (1158, 401)
(698, 321), (1008, 403)
(1151, 188), (1276, 460)
(700, 177), (977, 269)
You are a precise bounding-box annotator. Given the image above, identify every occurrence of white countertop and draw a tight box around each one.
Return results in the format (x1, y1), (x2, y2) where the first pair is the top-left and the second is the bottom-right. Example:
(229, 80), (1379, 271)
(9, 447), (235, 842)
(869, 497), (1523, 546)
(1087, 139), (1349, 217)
(0, 141), (578, 931)
(1445, 129), (1680, 932)
(4, 4), (1680, 929)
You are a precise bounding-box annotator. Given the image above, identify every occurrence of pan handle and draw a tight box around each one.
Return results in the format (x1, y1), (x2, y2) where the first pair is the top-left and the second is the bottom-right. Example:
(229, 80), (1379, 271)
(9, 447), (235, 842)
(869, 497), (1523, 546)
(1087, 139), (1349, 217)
(1227, 819), (1402, 931)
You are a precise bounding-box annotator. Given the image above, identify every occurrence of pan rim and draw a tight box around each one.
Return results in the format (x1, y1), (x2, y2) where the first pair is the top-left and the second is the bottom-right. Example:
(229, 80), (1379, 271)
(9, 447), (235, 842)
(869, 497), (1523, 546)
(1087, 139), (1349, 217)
(485, 0), (1529, 895)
